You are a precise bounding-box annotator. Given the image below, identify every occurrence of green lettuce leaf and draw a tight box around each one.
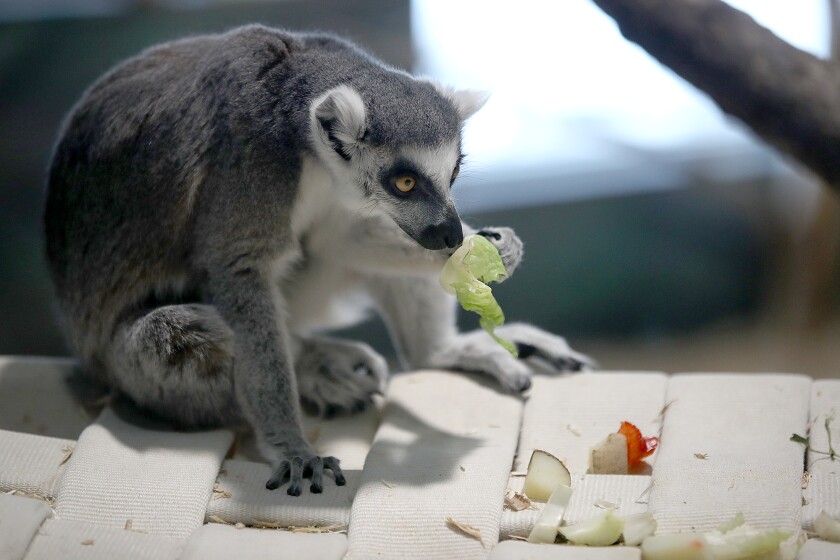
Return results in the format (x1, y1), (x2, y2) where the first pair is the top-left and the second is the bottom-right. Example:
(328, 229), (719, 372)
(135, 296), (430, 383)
(440, 235), (517, 356)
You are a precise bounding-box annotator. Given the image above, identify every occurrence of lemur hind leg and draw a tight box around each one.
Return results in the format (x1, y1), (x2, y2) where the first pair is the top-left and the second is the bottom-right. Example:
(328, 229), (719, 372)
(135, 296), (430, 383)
(106, 303), (240, 428)
(295, 336), (387, 419)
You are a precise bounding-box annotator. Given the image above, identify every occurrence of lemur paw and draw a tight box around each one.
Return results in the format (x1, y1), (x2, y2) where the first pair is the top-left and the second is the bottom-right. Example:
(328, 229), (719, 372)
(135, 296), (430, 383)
(296, 337), (387, 418)
(496, 323), (595, 372)
(427, 323), (593, 394)
(266, 453), (346, 495)
(476, 227), (523, 277)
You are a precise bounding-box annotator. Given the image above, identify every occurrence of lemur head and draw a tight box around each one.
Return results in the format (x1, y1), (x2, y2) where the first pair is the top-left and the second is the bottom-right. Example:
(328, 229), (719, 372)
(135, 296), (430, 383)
(309, 76), (488, 250)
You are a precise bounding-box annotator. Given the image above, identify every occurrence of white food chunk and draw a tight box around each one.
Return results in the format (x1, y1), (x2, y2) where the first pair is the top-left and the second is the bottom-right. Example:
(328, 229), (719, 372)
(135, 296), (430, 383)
(621, 512), (656, 546)
(523, 450), (572, 502)
(589, 432), (628, 475)
(558, 510), (624, 546)
(526, 484), (573, 544)
(815, 511), (840, 543)
(641, 533), (713, 560)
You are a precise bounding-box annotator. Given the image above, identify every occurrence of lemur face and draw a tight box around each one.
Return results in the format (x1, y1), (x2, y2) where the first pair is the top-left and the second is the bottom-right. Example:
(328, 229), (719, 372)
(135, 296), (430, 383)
(309, 81), (486, 250)
(371, 141), (463, 250)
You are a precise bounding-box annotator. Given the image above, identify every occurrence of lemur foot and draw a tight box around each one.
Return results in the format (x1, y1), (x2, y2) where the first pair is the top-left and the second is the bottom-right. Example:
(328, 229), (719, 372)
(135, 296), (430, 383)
(476, 227), (523, 277)
(428, 322), (594, 394)
(296, 336), (387, 418)
(266, 452), (346, 495)
(496, 323), (594, 372)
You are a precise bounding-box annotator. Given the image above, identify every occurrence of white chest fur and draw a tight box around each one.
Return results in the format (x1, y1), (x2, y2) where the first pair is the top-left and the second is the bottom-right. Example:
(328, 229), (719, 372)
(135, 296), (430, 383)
(283, 156), (372, 334)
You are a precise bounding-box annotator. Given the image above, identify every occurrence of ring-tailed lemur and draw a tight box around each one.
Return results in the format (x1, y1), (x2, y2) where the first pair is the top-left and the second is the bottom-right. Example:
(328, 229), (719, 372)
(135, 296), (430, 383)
(44, 25), (591, 496)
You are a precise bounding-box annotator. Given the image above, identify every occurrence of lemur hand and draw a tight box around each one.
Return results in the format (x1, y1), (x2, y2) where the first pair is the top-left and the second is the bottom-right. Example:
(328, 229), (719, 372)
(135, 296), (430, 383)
(265, 434), (346, 495)
(427, 323), (594, 394)
(476, 227), (523, 278)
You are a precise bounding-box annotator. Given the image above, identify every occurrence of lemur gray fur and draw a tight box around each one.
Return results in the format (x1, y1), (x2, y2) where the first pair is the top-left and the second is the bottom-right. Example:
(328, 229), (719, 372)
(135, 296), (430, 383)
(44, 25), (591, 496)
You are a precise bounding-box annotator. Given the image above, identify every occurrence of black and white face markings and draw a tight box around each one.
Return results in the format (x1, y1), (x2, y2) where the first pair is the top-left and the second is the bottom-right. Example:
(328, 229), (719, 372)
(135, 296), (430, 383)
(376, 140), (465, 251)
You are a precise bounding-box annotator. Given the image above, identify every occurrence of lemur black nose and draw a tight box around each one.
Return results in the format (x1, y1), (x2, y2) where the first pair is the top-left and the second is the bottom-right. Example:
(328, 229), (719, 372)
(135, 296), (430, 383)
(418, 218), (463, 250)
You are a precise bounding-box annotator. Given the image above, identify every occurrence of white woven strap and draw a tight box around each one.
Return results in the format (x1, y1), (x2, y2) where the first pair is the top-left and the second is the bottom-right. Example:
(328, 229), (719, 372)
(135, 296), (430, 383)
(514, 372), (668, 474)
(207, 404), (380, 529)
(0, 356), (91, 439)
(648, 373), (810, 533)
(500, 474), (652, 539)
(180, 523), (347, 560)
(0, 493), (52, 560)
(489, 540), (641, 559)
(802, 380), (840, 531)
(206, 459), (358, 529)
(23, 518), (182, 560)
(0, 430), (72, 498)
(301, 405), (381, 471)
(346, 370), (523, 559)
(54, 407), (233, 539)
(0, 357), (86, 500)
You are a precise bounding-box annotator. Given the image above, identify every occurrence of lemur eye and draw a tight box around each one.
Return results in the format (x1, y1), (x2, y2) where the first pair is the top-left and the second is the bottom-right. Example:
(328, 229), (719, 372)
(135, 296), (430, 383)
(394, 175), (416, 193)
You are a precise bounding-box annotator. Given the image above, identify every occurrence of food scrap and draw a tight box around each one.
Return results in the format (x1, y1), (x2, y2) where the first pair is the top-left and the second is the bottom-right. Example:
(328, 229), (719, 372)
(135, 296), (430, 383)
(641, 513), (799, 560)
(559, 510), (625, 546)
(527, 484), (573, 544)
(522, 450), (571, 502)
(815, 510), (840, 543)
(590, 421), (659, 474)
(446, 517), (483, 543)
(621, 512), (657, 547)
(589, 433), (628, 475)
(618, 421), (659, 467)
(518, 448), (661, 549)
(59, 445), (74, 466)
(439, 234), (516, 355)
(791, 415), (837, 460)
(212, 483), (232, 500)
(503, 491), (532, 512)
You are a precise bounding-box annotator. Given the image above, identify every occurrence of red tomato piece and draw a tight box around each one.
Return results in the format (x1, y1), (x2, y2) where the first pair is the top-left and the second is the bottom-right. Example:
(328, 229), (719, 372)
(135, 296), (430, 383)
(618, 421), (659, 467)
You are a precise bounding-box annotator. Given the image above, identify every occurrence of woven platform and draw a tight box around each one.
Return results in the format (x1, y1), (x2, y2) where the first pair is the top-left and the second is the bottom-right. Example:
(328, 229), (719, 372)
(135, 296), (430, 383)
(1, 357), (838, 559)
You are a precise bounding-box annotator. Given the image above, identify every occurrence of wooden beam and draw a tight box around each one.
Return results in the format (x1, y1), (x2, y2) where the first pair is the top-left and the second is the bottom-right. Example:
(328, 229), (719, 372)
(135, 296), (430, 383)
(591, 0), (840, 192)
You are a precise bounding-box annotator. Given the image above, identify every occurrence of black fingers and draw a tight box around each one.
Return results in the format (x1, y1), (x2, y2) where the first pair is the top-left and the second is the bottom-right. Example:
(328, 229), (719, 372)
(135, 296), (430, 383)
(266, 460), (290, 490)
(322, 398), (372, 419)
(515, 342), (539, 359)
(309, 456), (324, 494)
(516, 341), (585, 372)
(557, 356), (586, 372)
(287, 456), (304, 496)
(476, 229), (502, 241)
(323, 456), (346, 486)
(265, 455), (345, 493)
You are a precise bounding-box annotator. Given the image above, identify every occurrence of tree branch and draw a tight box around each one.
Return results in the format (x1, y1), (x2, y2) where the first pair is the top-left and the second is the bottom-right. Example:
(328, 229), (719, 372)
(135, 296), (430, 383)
(831, 0), (840, 61)
(591, 0), (840, 192)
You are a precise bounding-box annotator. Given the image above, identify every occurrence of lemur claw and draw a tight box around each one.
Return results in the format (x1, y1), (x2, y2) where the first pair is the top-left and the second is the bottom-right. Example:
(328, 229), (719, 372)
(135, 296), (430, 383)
(473, 226), (523, 276)
(266, 454), (345, 494)
(516, 342), (587, 371)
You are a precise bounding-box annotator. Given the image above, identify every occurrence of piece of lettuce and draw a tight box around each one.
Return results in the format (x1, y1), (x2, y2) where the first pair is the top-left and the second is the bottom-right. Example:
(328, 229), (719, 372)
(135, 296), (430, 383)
(439, 234), (517, 356)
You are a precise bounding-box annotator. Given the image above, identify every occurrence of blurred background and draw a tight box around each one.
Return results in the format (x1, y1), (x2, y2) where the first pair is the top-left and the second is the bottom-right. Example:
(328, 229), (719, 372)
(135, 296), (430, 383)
(1, 0), (837, 377)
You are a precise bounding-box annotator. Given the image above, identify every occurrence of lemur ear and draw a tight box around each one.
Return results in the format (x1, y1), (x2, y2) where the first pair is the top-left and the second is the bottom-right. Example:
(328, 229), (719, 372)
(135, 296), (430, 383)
(311, 85), (367, 161)
(447, 88), (490, 120)
(426, 80), (490, 121)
